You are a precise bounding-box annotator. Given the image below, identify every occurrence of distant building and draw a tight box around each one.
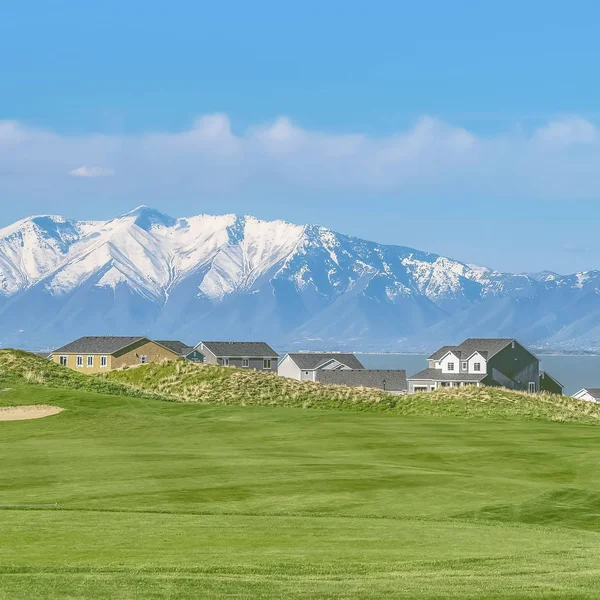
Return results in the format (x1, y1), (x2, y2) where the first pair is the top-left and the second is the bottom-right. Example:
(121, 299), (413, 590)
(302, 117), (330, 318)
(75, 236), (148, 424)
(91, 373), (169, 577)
(278, 352), (406, 393)
(156, 340), (204, 362)
(314, 369), (407, 393)
(52, 336), (180, 372)
(278, 353), (365, 381)
(407, 338), (559, 394)
(195, 341), (279, 372)
(572, 388), (600, 402)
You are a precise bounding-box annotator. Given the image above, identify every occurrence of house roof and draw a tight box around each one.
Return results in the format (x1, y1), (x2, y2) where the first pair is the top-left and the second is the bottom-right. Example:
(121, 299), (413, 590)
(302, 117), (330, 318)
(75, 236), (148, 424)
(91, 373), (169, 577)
(315, 369), (407, 391)
(428, 346), (457, 360)
(284, 352), (365, 370)
(53, 336), (148, 355)
(428, 339), (515, 361)
(198, 341), (279, 358)
(575, 388), (600, 400)
(539, 370), (564, 388)
(156, 340), (195, 356)
(408, 368), (486, 382)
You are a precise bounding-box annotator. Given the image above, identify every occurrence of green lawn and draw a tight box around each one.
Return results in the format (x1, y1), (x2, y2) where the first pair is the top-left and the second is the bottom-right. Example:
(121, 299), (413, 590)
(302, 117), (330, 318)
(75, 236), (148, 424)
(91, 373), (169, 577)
(2, 384), (600, 598)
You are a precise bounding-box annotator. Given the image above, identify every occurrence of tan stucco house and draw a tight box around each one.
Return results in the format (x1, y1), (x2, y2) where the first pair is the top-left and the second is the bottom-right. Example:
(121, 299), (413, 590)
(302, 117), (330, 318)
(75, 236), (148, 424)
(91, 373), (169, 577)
(52, 336), (180, 373)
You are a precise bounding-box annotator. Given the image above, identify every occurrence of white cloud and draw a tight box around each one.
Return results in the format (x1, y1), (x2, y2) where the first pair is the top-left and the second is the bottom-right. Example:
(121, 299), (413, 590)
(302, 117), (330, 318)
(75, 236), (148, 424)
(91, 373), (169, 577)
(1, 113), (600, 200)
(69, 166), (115, 178)
(533, 117), (599, 147)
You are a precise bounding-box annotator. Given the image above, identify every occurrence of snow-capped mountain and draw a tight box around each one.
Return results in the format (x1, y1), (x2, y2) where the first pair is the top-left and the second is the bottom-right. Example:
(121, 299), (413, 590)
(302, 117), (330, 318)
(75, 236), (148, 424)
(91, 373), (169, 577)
(1, 206), (599, 352)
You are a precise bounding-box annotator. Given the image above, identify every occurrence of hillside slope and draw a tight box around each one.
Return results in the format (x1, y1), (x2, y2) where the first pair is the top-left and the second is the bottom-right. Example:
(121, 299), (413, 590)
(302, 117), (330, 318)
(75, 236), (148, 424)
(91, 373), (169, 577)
(1, 207), (600, 351)
(0, 350), (163, 400)
(105, 359), (600, 423)
(1, 350), (597, 424)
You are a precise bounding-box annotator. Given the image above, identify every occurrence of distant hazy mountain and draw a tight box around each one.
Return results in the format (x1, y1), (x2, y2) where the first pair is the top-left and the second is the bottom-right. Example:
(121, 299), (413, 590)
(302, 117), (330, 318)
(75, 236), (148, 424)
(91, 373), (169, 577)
(0, 206), (599, 352)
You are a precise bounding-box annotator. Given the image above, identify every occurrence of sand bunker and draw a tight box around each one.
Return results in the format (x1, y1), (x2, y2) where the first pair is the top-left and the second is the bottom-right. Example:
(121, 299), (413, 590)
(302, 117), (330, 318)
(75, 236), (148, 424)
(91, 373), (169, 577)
(0, 405), (63, 421)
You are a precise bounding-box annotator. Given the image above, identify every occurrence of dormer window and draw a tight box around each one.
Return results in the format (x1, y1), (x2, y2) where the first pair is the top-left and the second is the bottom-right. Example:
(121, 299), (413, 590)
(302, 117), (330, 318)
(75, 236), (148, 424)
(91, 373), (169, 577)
(447, 362), (455, 371)
(461, 362), (467, 370)
(474, 362), (481, 371)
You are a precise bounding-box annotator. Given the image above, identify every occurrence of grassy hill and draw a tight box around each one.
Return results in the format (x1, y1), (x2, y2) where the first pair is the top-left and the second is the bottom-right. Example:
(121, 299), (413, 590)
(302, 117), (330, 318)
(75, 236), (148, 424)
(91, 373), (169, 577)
(0, 349), (598, 424)
(105, 358), (600, 423)
(2, 381), (600, 598)
(0, 349), (166, 400)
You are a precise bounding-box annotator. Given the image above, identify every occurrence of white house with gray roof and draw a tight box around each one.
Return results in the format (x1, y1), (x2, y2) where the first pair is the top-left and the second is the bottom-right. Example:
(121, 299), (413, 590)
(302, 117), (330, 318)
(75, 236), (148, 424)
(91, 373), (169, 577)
(195, 341), (279, 372)
(407, 338), (561, 394)
(278, 353), (365, 381)
(278, 352), (407, 393)
(572, 388), (600, 402)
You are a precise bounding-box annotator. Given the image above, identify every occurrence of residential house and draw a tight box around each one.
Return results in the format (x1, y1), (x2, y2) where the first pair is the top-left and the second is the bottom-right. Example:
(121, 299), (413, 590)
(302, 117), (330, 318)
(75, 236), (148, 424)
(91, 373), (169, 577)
(52, 336), (180, 373)
(156, 340), (204, 362)
(314, 369), (407, 393)
(407, 338), (552, 394)
(278, 352), (407, 393)
(539, 371), (564, 395)
(195, 341), (279, 372)
(278, 353), (365, 381)
(572, 388), (600, 402)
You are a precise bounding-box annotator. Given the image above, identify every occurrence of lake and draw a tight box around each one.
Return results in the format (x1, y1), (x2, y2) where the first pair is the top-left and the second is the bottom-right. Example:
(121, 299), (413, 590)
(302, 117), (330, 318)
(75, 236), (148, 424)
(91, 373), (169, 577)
(356, 353), (600, 396)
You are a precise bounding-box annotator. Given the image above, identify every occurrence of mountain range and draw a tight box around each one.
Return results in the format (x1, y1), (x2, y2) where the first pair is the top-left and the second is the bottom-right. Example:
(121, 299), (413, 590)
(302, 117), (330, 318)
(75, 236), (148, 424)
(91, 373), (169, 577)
(0, 206), (599, 352)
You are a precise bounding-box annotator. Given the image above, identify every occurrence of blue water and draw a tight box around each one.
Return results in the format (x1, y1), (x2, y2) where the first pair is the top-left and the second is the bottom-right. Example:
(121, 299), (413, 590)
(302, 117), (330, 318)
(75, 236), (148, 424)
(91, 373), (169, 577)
(356, 354), (600, 396)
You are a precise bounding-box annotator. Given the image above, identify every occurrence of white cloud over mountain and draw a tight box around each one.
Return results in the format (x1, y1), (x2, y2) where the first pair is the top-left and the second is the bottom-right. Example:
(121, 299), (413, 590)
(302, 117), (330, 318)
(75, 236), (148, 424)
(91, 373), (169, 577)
(1, 113), (600, 199)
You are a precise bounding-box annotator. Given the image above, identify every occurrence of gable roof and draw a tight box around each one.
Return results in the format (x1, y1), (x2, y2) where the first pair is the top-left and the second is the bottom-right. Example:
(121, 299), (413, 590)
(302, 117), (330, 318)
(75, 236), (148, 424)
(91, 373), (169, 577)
(407, 368), (486, 382)
(428, 345), (457, 360)
(53, 336), (148, 355)
(197, 341), (279, 358)
(575, 388), (600, 400)
(428, 339), (515, 361)
(156, 340), (195, 356)
(540, 370), (564, 388)
(284, 353), (365, 370)
(315, 369), (407, 391)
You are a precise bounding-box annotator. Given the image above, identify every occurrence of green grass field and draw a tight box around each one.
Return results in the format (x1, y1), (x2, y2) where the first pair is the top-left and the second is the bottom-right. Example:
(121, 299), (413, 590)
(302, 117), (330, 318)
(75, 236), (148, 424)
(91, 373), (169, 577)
(3, 371), (600, 599)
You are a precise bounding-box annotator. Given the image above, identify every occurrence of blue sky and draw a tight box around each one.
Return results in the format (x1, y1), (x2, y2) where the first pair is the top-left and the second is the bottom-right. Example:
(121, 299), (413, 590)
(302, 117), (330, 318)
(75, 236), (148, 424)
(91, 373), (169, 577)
(1, 0), (599, 273)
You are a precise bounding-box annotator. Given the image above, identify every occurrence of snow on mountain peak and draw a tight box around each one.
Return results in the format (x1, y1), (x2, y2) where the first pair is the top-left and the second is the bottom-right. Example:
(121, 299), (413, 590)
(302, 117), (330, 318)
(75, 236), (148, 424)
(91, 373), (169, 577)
(0, 207), (598, 351)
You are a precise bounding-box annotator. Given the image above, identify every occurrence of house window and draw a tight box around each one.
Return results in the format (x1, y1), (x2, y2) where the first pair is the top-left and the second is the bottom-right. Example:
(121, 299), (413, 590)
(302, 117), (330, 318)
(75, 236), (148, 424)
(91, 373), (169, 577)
(413, 386), (428, 392)
(461, 362), (467, 370)
(140, 355), (148, 364)
(447, 362), (455, 371)
(100, 356), (107, 368)
(474, 363), (481, 372)
(528, 382), (536, 393)
(59, 355), (68, 366)
(87, 355), (94, 367)
(76, 355), (83, 367)
(263, 359), (271, 370)
(224, 358), (229, 366)
(242, 358), (249, 368)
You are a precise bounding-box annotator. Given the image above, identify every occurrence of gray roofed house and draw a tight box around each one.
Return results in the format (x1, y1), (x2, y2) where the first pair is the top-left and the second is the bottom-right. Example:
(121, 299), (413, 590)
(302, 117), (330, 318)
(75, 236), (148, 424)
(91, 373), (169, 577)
(195, 341), (279, 372)
(408, 368), (486, 383)
(156, 340), (205, 362)
(283, 353), (365, 371)
(409, 338), (554, 394)
(315, 369), (407, 393)
(51, 336), (181, 372)
(156, 340), (192, 355)
(278, 352), (406, 393)
(572, 388), (600, 402)
(54, 336), (147, 355)
(278, 352), (365, 382)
